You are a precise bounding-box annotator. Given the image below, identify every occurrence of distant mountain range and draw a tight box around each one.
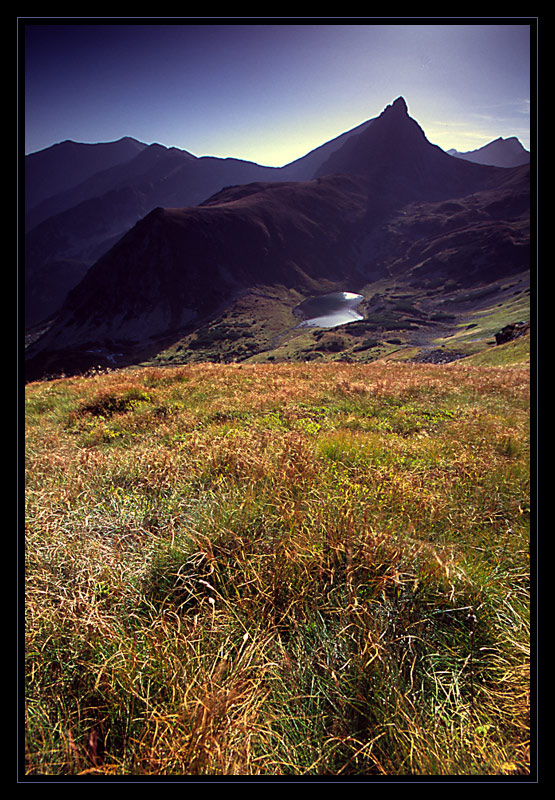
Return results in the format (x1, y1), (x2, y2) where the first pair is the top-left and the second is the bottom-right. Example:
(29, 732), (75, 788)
(24, 118), (378, 329)
(447, 136), (530, 168)
(24, 98), (530, 380)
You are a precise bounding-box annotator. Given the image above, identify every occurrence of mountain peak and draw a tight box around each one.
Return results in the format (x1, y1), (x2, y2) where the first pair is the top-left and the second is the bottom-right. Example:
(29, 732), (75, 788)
(390, 96), (408, 113)
(377, 96), (409, 120)
(314, 94), (505, 204)
(315, 95), (426, 183)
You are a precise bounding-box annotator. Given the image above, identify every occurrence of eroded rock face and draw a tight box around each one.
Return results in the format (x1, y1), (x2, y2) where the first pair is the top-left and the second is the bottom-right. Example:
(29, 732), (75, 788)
(495, 321), (530, 345)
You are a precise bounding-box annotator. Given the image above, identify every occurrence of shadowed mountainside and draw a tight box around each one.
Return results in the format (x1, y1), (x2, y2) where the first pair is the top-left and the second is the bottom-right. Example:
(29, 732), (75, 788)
(25, 174), (369, 377)
(24, 118), (376, 327)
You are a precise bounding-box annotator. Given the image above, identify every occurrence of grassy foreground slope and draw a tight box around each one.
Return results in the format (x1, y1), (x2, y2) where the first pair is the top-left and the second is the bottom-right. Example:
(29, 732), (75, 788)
(24, 357), (530, 776)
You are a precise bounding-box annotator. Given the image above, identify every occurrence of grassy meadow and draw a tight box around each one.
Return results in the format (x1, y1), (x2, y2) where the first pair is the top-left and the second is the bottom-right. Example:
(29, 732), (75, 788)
(24, 356), (531, 776)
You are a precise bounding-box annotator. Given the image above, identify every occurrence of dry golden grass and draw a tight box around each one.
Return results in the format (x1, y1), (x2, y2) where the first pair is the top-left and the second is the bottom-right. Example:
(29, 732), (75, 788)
(24, 360), (531, 776)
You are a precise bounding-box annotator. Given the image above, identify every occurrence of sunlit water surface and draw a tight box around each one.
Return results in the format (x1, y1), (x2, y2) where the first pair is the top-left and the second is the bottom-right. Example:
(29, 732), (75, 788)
(296, 291), (364, 329)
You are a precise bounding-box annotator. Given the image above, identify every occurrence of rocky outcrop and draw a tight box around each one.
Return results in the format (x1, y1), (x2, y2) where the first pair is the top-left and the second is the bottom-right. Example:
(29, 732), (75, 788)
(494, 321), (530, 345)
(411, 348), (467, 364)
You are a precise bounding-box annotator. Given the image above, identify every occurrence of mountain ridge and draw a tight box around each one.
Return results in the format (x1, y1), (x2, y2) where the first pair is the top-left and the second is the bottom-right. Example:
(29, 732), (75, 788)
(24, 136), (149, 214)
(25, 97), (530, 381)
(24, 101), (528, 329)
(447, 136), (530, 167)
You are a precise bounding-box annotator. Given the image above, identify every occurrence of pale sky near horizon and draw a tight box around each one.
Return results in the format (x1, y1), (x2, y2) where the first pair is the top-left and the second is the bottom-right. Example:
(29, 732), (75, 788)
(22, 20), (533, 165)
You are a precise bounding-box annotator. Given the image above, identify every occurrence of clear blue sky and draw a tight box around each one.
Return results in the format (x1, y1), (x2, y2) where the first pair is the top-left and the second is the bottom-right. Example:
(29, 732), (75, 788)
(22, 20), (533, 165)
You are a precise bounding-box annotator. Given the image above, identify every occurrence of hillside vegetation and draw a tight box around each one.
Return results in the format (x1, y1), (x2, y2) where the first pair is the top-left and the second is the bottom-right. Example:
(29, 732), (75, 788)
(24, 357), (530, 776)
